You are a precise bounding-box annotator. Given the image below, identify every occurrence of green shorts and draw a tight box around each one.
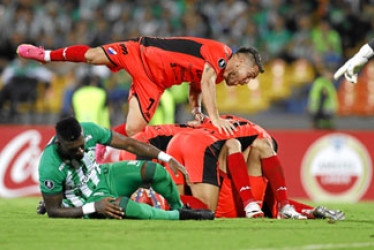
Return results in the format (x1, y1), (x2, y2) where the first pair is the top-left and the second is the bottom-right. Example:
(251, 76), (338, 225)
(86, 160), (147, 203)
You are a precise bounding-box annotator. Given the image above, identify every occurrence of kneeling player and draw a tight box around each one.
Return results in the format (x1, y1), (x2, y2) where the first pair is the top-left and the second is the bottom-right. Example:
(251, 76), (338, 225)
(166, 116), (344, 220)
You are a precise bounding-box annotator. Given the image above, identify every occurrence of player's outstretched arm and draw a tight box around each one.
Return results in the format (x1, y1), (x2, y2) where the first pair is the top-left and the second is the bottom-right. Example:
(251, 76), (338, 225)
(334, 39), (374, 83)
(109, 131), (190, 181)
(42, 193), (124, 219)
(200, 63), (236, 135)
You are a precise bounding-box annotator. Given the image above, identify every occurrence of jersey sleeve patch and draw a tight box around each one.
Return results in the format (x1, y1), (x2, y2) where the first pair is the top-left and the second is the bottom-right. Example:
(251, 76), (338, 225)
(44, 180), (55, 190)
(218, 58), (226, 69)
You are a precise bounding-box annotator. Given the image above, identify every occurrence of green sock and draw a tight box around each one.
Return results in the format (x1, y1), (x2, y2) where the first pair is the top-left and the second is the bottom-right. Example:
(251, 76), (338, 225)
(119, 197), (180, 220)
(146, 162), (184, 210)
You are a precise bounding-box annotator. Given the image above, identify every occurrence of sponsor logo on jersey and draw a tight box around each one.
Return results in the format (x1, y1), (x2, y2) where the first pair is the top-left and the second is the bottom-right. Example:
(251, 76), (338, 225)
(120, 44), (128, 55)
(239, 186), (251, 192)
(218, 58), (226, 69)
(301, 133), (372, 202)
(107, 47), (117, 55)
(44, 180), (54, 190)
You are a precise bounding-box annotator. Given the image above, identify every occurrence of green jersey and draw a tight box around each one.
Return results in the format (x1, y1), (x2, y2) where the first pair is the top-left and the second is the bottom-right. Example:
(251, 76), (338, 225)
(38, 122), (112, 207)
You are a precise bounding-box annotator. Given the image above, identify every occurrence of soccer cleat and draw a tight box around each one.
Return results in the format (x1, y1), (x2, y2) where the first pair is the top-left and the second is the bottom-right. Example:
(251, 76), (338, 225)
(36, 200), (46, 215)
(244, 202), (264, 218)
(178, 206), (215, 220)
(278, 204), (307, 220)
(313, 206), (345, 221)
(17, 44), (46, 63)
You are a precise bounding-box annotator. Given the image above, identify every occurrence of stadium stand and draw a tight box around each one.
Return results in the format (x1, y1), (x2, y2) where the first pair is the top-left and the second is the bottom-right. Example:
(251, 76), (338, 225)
(0, 0), (373, 127)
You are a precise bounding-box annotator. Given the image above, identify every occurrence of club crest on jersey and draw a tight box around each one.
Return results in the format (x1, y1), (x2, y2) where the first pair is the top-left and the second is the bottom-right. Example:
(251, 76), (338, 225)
(44, 180), (55, 190)
(218, 58), (226, 69)
(107, 47), (117, 55)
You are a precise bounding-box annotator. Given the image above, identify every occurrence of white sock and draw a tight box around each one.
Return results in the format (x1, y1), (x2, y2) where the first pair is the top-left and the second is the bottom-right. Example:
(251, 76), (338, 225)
(44, 51), (51, 62)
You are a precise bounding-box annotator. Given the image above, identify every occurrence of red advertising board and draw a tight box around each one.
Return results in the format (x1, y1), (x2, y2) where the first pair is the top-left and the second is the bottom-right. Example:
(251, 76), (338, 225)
(270, 130), (374, 202)
(0, 126), (54, 198)
(0, 125), (373, 201)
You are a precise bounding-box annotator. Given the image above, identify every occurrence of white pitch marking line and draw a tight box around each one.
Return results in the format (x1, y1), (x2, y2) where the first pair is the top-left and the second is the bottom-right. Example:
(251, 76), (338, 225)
(244, 242), (374, 250)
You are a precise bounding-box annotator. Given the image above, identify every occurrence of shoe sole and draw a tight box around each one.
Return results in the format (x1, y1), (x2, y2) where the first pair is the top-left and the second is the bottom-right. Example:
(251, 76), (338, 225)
(246, 211), (264, 219)
(16, 44), (33, 55)
(16, 44), (46, 63)
(277, 214), (307, 220)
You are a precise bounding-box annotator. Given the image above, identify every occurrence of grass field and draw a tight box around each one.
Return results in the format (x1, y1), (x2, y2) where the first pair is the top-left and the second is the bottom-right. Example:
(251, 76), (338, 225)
(1, 198), (374, 250)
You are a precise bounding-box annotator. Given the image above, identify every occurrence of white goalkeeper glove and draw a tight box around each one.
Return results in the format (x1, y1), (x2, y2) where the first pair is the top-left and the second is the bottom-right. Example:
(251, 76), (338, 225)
(334, 44), (374, 84)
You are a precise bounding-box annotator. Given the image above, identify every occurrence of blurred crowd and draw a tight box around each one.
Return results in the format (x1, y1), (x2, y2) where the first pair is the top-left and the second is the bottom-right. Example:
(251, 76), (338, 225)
(1, 0), (373, 64)
(0, 0), (373, 125)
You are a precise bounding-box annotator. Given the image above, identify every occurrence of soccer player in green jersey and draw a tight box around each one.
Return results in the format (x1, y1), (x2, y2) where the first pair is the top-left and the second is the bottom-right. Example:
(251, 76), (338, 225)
(38, 116), (214, 220)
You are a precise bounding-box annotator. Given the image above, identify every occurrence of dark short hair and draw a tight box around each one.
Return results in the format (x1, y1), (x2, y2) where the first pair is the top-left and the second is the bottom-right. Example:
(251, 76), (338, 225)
(235, 47), (264, 74)
(55, 116), (82, 142)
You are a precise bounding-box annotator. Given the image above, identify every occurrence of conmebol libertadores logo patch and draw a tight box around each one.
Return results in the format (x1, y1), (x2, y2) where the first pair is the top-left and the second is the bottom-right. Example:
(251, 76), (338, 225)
(301, 133), (372, 202)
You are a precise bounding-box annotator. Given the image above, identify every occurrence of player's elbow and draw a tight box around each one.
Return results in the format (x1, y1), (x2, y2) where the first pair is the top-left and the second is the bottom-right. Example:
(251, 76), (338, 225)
(46, 210), (59, 218)
(46, 207), (63, 218)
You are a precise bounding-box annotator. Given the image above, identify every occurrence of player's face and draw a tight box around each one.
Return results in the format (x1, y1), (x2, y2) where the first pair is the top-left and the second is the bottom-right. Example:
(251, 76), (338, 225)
(225, 65), (259, 86)
(58, 135), (85, 161)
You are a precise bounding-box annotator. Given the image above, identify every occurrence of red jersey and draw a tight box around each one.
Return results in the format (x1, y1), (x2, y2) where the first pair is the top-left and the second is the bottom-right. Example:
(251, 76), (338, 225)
(118, 124), (193, 161)
(139, 37), (232, 89)
(199, 115), (272, 142)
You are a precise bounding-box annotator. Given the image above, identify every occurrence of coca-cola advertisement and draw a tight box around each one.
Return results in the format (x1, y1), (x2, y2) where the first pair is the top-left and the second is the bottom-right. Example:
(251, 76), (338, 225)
(0, 126), (54, 197)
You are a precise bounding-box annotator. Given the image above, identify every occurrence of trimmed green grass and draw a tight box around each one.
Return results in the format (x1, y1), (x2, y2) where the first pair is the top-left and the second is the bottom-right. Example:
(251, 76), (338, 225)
(1, 198), (374, 250)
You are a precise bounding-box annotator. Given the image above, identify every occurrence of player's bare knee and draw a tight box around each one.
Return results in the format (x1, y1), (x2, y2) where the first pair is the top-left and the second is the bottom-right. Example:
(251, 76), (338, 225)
(126, 124), (142, 137)
(225, 139), (241, 154)
(252, 138), (275, 157)
(84, 47), (102, 64)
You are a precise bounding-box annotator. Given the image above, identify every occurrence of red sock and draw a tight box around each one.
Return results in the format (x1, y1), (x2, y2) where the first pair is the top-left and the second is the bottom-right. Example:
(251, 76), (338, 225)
(112, 123), (128, 137)
(50, 45), (90, 62)
(261, 155), (289, 208)
(227, 152), (255, 207)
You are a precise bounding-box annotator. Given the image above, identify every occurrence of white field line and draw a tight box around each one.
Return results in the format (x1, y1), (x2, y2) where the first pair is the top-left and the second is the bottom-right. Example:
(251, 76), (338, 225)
(244, 242), (374, 250)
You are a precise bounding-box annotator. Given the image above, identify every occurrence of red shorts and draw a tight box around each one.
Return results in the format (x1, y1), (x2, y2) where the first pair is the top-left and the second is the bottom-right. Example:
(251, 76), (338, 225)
(215, 176), (268, 218)
(166, 130), (223, 186)
(101, 41), (163, 122)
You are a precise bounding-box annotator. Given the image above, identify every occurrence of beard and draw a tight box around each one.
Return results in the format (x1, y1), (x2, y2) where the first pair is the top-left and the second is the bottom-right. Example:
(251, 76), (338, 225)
(225, 72), (235, 86)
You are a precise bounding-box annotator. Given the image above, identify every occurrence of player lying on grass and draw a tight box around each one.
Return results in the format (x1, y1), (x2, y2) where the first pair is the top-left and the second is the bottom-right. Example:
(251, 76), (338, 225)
(38, 116), (214, 220)
(17, 37), (264, 137)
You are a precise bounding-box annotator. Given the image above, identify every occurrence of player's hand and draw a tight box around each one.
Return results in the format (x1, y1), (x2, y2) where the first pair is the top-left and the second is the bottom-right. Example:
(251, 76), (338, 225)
(211, 117), (237, 135)
(194, 112), (206, 123)
(95, 197), (124, 219)
(168, 157), (191, 185)
(334, 56), (368, 84)
(187, 112), (206, 127)
(37, 200), (46, 215)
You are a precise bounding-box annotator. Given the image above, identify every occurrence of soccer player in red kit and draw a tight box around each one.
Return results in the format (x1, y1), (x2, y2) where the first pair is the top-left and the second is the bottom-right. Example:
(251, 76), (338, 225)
(118, 123), (193, 161)
(17, 37), (264, 137)
(116, 120), (344, 220)
(166, 115), (307, 219)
